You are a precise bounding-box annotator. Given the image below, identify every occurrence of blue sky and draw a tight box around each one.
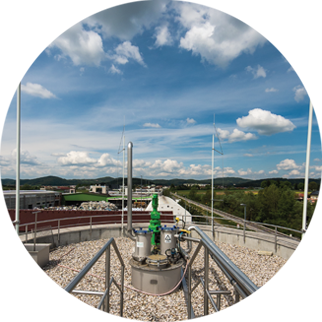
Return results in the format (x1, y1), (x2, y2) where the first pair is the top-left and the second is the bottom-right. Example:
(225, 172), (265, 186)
(0, 0), (321, 180)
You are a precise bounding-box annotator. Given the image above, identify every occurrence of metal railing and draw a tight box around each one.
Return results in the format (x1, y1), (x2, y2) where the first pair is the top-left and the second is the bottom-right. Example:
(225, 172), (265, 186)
(185, 226), (258, 318)
(64, 237), (125, 316)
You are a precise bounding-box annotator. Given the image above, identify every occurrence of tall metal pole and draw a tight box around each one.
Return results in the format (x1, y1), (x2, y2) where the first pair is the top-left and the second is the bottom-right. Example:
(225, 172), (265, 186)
(122, 134), (125, 235)
(302, 100), (313, 238)
(15, 83), (21, 235)
(211, 134), (214, 238)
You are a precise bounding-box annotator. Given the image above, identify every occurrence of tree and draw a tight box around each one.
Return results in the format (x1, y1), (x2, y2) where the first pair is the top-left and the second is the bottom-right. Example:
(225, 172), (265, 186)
(309, 181), (318, 191)
(298, 182), (304, 190)
(261, 180), (268, 189)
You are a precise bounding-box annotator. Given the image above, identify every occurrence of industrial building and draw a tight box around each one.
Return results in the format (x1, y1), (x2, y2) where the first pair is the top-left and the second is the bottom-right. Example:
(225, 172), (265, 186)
(3, 190), (60, 209)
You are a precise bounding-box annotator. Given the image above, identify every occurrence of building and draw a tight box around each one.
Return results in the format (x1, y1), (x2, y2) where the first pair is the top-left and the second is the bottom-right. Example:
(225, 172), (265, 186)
(3, 190), (61, 209)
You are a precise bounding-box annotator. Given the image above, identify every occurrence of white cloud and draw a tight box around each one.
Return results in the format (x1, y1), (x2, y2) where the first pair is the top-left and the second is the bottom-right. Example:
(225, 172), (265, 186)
(49, 23), (105, 66)
(154, 25), (173, 47)
(236, 108), (296, 135)
(97, 153), (121, 167)
(246, 65), (266, 78)
(11, 149), (41, 165)
(186, 118), (196, 124)
(112, 41), (146, 67)
(57, 151), (96, 165)
(217, 128), (257, 143)
(238, 168), (252, 176)
(269, 170), (278, 174)
(313, 158), (321, 162)
(150, 159), (183, 173)
(265, 88), (278, 93)
(176, 2), (266, 67)
(287, 66), (297, 73)
(143, 123), (161, 128)
(109, 64), (123, 75)
(293, 85), (307, 102)
(276, 159), (301, 171)
(289, 169), (300, 176)
(244, 153), (253, 157)
(21, 82), (57, 99)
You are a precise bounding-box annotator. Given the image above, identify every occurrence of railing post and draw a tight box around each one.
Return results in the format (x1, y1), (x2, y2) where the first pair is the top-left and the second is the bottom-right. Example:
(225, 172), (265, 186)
(58, 219), (60, 246)
(204, 247), (209, 316)
(234, 287), (240, 303)
(188, 264), (192, 319)
(33, 212), (38, 251)
(243, 221), (246, 243)
(104, 245), (110, 312)
(90, 216), (92, 240)
(25, 225), (28, 242)
(120, 265), (124, 317)
(216, 294), (221, 311)
(275, 226), (277, 253)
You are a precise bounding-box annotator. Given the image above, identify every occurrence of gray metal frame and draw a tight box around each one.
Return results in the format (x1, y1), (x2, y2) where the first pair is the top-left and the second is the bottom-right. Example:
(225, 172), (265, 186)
(64, 238), (125, 316)
(185, 226), (258, 319)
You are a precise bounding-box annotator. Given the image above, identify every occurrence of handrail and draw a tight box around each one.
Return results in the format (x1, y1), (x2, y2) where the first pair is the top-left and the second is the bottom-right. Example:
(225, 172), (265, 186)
(64, 237), (124, 316)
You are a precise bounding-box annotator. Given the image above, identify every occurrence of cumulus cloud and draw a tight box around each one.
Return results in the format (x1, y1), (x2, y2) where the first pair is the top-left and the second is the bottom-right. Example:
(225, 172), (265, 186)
(289, 169), (300, 176)
(244, 153), (253, 157)
(174, 2), (265, 67)
(57, 151), (96, 166)
(293, 85), (307, 102)
(49, 23), (105, 66)
(186, 118), (196, 124)
(112, 41), (146, 67)
(245, 65), (266, 78)
(109, 64), (123, 74)
(238, 168), (252, 176)
(265, 88), (278, 93)
(154, 25), (173, 47)
(287, 66), (297, 73)
(150, 159), (183, 173)
(276, 159), (301, 171)
(97, 153), (121, 167)
(21, 82), (57, 99)
(236, 108), (296, 135)
(143, 123), (161, 128)
(269, 170), (278, 174)
(217, 128), (257, 143)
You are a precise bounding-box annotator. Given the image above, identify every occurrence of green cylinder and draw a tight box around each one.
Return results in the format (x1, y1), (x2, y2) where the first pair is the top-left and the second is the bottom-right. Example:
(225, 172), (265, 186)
(149, 194), (161, 246)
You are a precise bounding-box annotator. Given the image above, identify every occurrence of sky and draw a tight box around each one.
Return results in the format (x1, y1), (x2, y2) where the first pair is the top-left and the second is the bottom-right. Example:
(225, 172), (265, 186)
(0, 0), (321, 181)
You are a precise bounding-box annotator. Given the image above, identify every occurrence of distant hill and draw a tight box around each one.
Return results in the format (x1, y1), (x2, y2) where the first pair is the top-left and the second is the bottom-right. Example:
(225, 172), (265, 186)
(235, 177), (321, 188)
(2, 175), (250, 187)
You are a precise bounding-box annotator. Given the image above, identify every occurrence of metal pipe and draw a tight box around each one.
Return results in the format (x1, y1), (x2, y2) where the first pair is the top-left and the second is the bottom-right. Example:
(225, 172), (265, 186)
(204, 247), (209, 315)
(200, 277), (219, 313)
(72, 290), (104, 296)
(122, 133), (125, 236)
(189, 226), (258, 295)
(104, 246), (110, 312)
(126, 142), (136, 241)
(211, 134), (214, 238)
(65, 238), (114, 293)
(98, 277), (113, 310)
(302, 100), (313, 237)
(15, 83), (21, 235)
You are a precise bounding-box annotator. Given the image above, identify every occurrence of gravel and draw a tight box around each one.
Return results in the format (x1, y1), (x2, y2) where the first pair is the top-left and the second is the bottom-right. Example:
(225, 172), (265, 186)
(43, 237), (286, 321)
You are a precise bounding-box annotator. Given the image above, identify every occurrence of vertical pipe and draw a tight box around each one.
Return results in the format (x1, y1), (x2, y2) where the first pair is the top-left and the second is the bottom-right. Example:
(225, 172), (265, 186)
(204, 247), (209, 316)
(211, 134), (214, 239)
(188, 265), (192, 319)
(15, 83), (21, 235)
(122, 134), (125, 235)
(127, 142), (133, 234)
(302, 100), (313, 238)
(120, 265), (124, 317)
(104, 246), (110, 312)
(216, 294), (221, 311)
(25, 225), (28, 242)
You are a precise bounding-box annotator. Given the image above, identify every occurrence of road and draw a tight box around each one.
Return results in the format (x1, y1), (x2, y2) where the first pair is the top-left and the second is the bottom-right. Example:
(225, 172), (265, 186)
(171, 192), (300, 239)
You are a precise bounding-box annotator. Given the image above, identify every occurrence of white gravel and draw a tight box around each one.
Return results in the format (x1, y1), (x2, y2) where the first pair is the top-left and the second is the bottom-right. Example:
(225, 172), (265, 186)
(43, 237), (286, 321)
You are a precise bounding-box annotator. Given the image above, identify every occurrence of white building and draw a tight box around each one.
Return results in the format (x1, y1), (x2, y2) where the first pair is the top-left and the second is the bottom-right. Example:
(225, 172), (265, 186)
(145, 195), (192, 224)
